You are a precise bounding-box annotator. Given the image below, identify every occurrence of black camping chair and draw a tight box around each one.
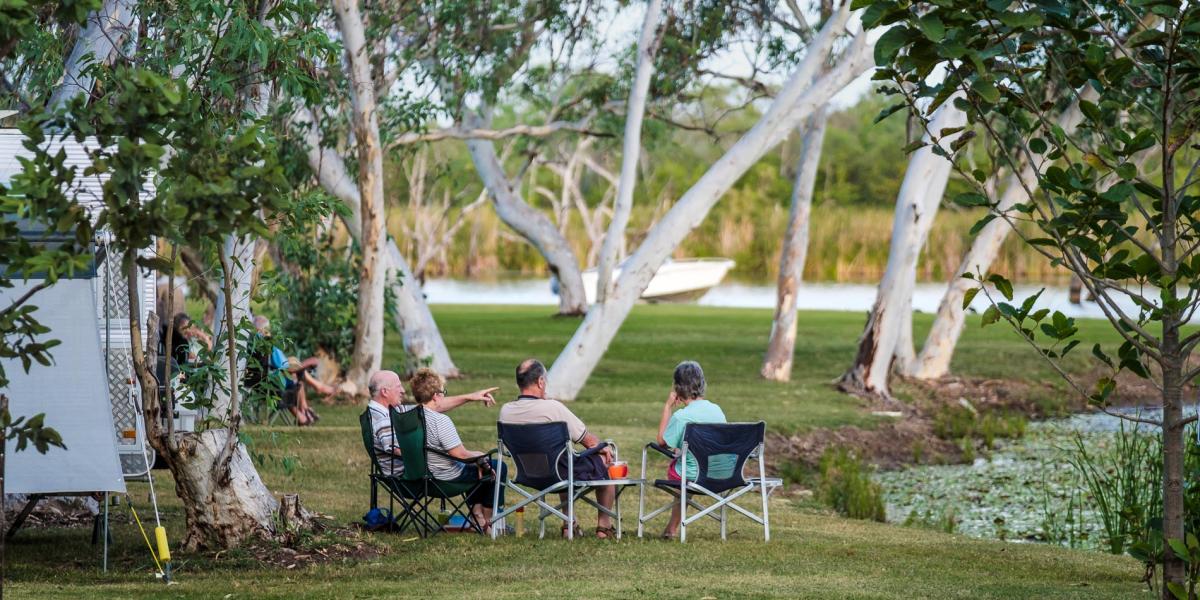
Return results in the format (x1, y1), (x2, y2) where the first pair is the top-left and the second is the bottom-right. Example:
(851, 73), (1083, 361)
(491, 422), (638, 539)
(637, 422), (782, 542)
(357, 409), (430, 534)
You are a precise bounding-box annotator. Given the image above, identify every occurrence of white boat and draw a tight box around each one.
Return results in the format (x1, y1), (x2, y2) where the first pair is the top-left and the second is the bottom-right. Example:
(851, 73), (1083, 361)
(575, 258), (736, 304)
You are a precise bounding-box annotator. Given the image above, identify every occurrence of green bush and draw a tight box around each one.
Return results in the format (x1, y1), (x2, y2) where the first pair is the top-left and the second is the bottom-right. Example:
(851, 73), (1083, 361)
(817, 447), (886, 522)
(933, 405), (1027, 450)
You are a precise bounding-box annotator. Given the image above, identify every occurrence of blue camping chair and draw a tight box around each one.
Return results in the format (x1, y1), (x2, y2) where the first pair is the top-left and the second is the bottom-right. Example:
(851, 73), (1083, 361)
(638, 422), (782, 542)
(490, 422), (639, 539)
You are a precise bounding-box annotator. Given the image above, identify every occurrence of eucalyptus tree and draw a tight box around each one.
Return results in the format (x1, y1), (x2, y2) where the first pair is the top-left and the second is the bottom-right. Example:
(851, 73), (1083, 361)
(332, 0), (386, 390)
(835, 98), (967, 399)
(547, 1), (875, 400)
(387, 0), (604, 316)
(761, 109), (828, 381)
(17, 0), (332, 549)
(873, 0), (1200, 595)
(758, 0), (837, 382)
(593, 0), (663, 304)
(290, 5), (461, 379)
(909, 95), (1091, 380)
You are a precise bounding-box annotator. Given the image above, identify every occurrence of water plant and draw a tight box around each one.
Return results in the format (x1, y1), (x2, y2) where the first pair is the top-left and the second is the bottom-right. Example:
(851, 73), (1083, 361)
(1064, 419), (1158, 555)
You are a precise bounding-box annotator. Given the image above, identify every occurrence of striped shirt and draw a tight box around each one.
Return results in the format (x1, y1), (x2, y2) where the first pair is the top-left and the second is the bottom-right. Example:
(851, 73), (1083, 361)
(368, 401), (466, 480)
(422, 408), (466, 480)
(368, 401), (404, 476)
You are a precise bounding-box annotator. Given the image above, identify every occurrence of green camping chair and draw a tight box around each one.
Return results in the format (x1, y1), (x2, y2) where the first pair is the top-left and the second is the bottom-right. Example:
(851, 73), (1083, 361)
(358, 410), (430, 534)
(386, 406), (498, 537)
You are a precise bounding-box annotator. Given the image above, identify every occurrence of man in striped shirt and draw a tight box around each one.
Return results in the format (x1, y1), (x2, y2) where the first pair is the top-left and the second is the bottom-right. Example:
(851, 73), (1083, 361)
(367, 370), (497, 477)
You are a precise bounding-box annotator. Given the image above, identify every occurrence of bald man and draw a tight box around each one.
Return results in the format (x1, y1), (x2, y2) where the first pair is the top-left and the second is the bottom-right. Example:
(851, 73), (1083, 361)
(498, 359), (617, 538)
(366, 370), (497, 476)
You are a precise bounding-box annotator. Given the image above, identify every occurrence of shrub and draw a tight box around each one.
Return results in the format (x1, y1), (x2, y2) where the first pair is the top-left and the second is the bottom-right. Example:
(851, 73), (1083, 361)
(933, 405), (1026, 450)
(817, 447), (886, 522)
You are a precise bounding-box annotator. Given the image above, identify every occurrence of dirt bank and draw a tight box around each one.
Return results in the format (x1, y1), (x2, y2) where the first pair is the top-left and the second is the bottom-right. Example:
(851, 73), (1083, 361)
(769, 370), (1177, 472)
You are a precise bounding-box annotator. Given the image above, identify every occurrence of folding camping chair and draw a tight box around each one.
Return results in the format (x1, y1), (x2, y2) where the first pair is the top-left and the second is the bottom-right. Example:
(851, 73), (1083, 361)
(637, 422), (782, 542)
(388, 406), (497, 537)
(358, 410), (429, 534)
(490, 422), (640, 540)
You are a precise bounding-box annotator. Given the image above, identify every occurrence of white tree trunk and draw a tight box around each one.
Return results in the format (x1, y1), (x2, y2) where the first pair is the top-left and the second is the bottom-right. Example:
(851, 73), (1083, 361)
(464, 109), (588, 315)
(761, 109), (829, 381)
(294, 107), (460, 377)
(836, 98), (967, 399)
(595, 0), (662, 304)
(545, 5), (869, 400)
(894, 282), (916, 373)
(909, 95), (1089, 379)
(210, 234), (256, 417)
(47, 0), (137, 111)
(336, 0), (387, 390)
(165, 429), (280, 550)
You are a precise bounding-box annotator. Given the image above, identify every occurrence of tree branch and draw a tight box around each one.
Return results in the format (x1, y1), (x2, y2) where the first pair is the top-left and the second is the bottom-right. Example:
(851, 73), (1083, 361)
(386, 117), (605, 149)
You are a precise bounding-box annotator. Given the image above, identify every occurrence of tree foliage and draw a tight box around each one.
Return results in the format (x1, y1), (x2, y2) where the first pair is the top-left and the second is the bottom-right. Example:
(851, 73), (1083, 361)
(868, 0), (1200, 594)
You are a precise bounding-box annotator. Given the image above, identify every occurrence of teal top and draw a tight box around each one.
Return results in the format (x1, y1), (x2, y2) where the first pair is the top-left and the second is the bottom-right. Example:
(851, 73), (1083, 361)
(664, 399), (729, 480)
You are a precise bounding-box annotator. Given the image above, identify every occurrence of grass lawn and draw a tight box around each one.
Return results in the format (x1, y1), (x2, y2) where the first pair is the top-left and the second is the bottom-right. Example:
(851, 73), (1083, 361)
(7, 305), (1150, 598)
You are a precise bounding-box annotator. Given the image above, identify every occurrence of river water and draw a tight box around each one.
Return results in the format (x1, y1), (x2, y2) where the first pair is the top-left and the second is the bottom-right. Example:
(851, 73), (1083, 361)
(424, 278), (1168, 322)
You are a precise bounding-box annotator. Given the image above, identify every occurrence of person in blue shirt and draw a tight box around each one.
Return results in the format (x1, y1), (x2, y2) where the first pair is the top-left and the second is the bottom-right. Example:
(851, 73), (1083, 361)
(656, 360), (727, 539)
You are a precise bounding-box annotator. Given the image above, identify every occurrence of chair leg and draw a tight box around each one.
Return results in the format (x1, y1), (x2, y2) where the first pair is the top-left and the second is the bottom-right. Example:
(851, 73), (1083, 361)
(721, 499), (728, 541)
(679, 483), (688, 544)
(762, 481), (770, 542)
(637, 479), (646, 539)
(615, 486), (623, 540)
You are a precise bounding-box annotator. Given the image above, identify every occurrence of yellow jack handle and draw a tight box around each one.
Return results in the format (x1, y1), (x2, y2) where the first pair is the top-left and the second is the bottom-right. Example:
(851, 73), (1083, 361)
(155, 526), (171, 562)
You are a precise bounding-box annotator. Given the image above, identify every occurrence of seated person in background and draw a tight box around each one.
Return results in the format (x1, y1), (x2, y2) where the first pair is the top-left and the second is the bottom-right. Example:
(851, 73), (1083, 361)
(245, 315), (326, 426)
(657, 360), (727, 540)
(366, 369), (497, 477)
(498, 359), (617, 539)
(408, 368), (506, 531)
(165, 312), (212, 369)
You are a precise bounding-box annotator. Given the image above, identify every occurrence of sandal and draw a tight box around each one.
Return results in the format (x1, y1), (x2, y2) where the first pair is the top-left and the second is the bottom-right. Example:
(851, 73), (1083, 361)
(595, 526), (616, 540)
(561, 523), (583, 538)
(306, 408), (321, 423)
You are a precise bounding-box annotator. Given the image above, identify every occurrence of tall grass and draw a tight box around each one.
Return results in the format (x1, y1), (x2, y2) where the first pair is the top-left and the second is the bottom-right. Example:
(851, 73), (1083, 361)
(388, 204), (1070, 283)
(1065, 419), (1161, 555)
(817, 446), (887, 522)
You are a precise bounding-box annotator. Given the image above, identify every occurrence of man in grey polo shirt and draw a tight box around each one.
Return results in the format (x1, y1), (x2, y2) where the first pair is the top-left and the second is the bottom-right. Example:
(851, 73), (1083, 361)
(499, 358), (617, 538)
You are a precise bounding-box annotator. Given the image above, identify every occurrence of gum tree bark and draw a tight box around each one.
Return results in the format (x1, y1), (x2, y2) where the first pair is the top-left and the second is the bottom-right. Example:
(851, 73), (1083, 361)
(835, 99), (966, 399)
(47, 0), (137, 112)
(464, 108), (588, 315)
(209, 234), (255, 416)
(908, 95), (1088, 379)
(335, 0), (387, 390)
(546, 4), (870, 400)
(595, 0), (663, 304)
(295, 106), (459, 377)
(761, 109), (829, 381)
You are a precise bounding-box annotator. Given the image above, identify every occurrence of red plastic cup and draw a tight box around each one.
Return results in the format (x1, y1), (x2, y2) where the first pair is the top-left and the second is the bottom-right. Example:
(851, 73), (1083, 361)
(607, 461), (628, 479)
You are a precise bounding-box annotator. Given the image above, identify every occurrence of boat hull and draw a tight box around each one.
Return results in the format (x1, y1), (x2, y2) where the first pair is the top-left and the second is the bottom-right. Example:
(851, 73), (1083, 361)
(579, 258), (736, 304)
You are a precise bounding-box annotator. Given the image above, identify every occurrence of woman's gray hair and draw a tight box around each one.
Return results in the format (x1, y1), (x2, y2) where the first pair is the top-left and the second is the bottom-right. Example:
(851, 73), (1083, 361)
(673, 360), (706, 400)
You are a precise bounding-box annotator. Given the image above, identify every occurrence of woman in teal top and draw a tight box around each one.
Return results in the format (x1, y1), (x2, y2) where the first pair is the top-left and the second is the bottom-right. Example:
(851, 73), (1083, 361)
(656, 360), (726, 539)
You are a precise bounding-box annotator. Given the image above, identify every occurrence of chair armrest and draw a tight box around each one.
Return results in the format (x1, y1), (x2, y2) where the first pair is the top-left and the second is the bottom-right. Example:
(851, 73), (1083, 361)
(645, 442), (674, 459)
(426, 446), (489, 467)
(577, 441), (609, 459)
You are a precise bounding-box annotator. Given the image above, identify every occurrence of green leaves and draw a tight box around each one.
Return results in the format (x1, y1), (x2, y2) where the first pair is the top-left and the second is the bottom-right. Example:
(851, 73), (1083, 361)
(953, 192), (990, 207)
(962, 286), (980, 310)
(875, 26), (918, 65)
(916, 14), (946, 42)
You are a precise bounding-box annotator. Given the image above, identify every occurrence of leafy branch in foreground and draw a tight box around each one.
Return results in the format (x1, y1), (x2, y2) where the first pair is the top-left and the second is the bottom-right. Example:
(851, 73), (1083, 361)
(867, 0), (1200, 595)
